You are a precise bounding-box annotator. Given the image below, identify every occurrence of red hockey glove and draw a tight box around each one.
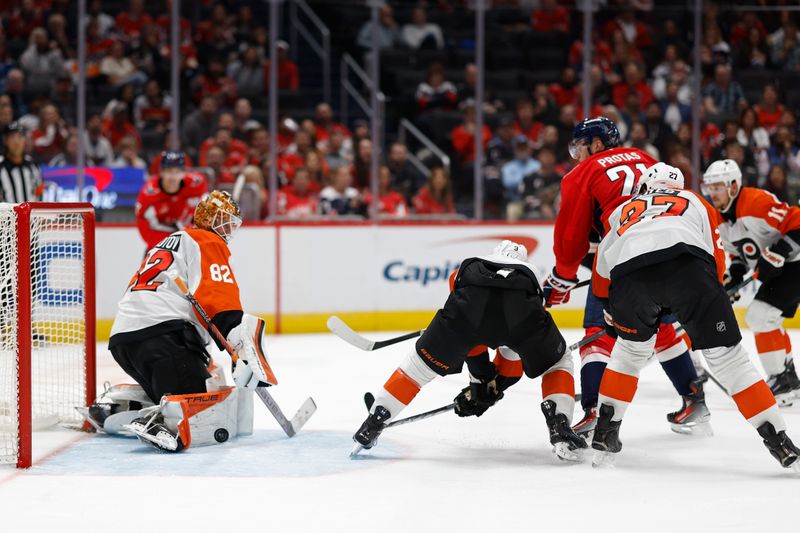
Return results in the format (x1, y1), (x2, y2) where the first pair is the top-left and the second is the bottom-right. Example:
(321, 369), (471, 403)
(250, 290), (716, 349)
(543, 269), (578, 307)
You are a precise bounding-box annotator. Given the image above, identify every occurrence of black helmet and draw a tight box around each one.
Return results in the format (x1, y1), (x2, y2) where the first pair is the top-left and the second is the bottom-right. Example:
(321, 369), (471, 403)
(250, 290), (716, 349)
(160, 150), (186, 169)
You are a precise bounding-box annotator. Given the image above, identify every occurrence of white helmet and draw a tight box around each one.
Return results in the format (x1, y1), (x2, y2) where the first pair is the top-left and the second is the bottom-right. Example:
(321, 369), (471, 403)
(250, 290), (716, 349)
(702, 159), (742, 212)
(637, 162), (685, 194)
(493, 240), (528, 262)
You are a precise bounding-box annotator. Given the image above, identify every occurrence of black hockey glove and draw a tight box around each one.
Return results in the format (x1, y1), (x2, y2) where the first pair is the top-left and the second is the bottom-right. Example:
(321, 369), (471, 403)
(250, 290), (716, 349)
(454, 378), (504, 418)
(757, 240), (791, 283)
(723, 259), (747, 302)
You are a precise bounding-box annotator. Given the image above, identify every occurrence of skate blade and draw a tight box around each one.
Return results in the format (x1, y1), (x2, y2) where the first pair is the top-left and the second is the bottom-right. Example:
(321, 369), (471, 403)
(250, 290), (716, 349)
(670, 421), (714, 437)
(128, 426), (179, 452)
(553, 442), (584, 463)
(775, 392), (795, 407)
(592, 450), (617, 468)
(790, 460), (800, 474)
(349, 442), (365, 458)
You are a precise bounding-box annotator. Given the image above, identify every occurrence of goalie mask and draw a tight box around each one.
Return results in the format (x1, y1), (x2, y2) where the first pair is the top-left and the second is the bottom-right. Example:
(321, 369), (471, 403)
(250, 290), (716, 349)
(493, 239), (529, 262)
(194, 190), (242, 243)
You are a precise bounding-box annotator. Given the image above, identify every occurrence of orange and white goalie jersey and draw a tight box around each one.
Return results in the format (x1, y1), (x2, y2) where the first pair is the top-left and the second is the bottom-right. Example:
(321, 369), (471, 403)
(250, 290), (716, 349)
(593, 188), (726, 297)
(719, 187), (800, 268)
(110, 227), (242, 345)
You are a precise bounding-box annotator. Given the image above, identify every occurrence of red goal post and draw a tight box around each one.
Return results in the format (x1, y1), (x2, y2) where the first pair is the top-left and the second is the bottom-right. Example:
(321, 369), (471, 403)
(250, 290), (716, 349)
(0, 203), (96, 468)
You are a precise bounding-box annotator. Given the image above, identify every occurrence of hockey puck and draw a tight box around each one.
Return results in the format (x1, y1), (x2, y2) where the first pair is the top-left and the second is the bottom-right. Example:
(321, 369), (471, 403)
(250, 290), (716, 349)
(214, 428), (229, 443)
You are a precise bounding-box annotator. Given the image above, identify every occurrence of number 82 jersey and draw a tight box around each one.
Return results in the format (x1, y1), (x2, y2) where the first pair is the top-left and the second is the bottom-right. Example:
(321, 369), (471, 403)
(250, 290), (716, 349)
(109, 227), (243, 347)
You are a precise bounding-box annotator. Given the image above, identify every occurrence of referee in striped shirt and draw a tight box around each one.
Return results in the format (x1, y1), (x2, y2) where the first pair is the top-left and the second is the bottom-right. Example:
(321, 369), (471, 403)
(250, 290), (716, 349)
(0, 122), (43, 203)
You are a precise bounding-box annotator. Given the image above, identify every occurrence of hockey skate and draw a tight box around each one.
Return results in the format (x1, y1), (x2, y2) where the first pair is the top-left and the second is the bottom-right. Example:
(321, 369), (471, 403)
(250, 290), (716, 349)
(767, 360), (800, 407)
(541, 400), (587, 462)
(572, 406), (598, 442)
(351, 406), (391, 457)
(667, 379), (713, 436)
(591, 404), (622, 468)
(757, 422), (800, 472)
(123, 406), (184, 453)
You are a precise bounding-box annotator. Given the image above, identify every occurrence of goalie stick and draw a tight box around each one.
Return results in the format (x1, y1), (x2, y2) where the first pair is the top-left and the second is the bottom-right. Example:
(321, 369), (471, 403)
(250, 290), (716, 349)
(168, 273), (316, 437)
(329, 280), (592, 351)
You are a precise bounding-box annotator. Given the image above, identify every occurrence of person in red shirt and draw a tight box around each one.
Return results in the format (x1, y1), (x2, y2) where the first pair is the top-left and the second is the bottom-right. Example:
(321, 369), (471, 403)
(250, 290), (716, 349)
(549, 67), (581, 108)
(602, 8), (653, 50)
(7, 0), (44, 40)
(135, 151), (209, 250)
(543, 116), (702, 437)
(364, 165), (408, 218)
(413, 166), (455, 215)
(102, 103), (141, 150)
(313, 102), (351, 149)
(276, 167), (319, 218)
(530, 0), (570, 33)
(754, 84), (785, 135)
(192, 56), (237, 107)
(199, 128), (248, 175)
(115, 0), (153, 41)
(30, 104), (68, 164)
(513, 99), (544, 146)
(205, 145), (237, 184)
(263, 41), (299, 91)
(569, 28), (614, 75)
(611, 61), (654, 111)
(451, 100), (491, 164)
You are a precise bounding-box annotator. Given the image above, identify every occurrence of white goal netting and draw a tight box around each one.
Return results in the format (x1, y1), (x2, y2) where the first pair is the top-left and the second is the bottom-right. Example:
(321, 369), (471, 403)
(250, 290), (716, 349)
(0, 204), (93, 466)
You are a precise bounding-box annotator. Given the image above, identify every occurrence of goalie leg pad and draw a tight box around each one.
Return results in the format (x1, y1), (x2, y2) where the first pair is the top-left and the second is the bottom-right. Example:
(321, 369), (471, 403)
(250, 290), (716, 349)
(87, 384), (156, 435)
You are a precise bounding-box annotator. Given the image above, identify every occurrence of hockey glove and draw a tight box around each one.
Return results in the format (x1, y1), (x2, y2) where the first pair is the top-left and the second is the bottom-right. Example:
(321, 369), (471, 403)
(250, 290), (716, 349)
(542, 269), (578, 307)
(228, 314), (277, 389)
(454, 377), (504, 417)
(757, 240), (791, 283)
(723, 259), (747, 302)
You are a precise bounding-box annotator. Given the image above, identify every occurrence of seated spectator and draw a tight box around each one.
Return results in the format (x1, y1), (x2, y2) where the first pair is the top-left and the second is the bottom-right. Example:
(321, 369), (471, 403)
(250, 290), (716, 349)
(549, 67), (580, 108)
(768, 126), (800, 178)
(325, 130), (352, 171)
(314, 102), (351, 150)
(415, 63), (458, 113)
(48, 133), (79, 167)
(737, 107), (770, 179)
(608, 30), (642, 84)
(304, 150), (328, 190)
(602, 7), (653, 50)
(181, 96), (219, 159)
(47, 13), (71, 57)
(703, 63), (747, 120)
(247, 127), (271, 167)
(513, 99), (543, 146)
(364, 165), (408, 218)
(735, 26), (770, 69)
(50, 73), (76, 126)
(356, 4), (399, 50)
(386, 142), (422, 202)
(555, 104), (578, 157)
(83, 114), (114, 167)
(277, 167), (319, 218)
(103, 103), (140, 151)
(586, 64), (612, 110)
(194, 3), (232, 45)
(233, 98), (260, 140)
(155, 0), (191, 42)
(451, 100), (492, 166)
(133, 79), (172, 131)
(352, 138), (373, 190)
(530, 83), (558, 125)
(240, 164), (268, 220)
(100, 41), (145, 88)
(625, 121), (659, 160)
(110, 136), (147, 169)
(501, 136), (540, 204)
(84, 17), (114, 79)
(458, 63), (502, 114)
(7, 0), (44, 41)
(401, 6), (444, 50)
(413, 166), (455, 215)
(0, 98), (14, 133)
(754, 84), (785, 134)
(192, 56), (237, 107)
(199, 127), (248, 176)
(228, 46), (264, 100)
(88, 0), (115, 37)
(651, 45), (691, 102)
(769, 11), (800, 50)
(320, 165), (365, 216)
(205, 144), (236, 183)
(264, 41), (299, 91)
(115, 0), (153, 42)
(725, 140), (760, 187)
(531, 0), (570, 34)
(765, 165), (790, 203)
(612, 61), (653, 111)
(520, 147), (562, 220)
(660, 80), (692, 133)
(771, 27), (800, 71)
(31, 104), (68, 164)
(703, 24), (731, 65)
(19, 27), (64, 95)
(102, 83), (136, 121)
(643, 102), (674, 156)
(569, 27), (614, 76)
(730, 11), (767, 47)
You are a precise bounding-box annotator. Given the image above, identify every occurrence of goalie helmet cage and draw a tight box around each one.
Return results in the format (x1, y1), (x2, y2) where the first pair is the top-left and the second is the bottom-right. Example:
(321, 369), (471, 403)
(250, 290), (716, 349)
(0, 203), (96, 468)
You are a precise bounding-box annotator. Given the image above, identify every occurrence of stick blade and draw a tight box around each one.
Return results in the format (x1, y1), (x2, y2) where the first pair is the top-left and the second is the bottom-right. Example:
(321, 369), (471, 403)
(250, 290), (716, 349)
(289, 397), (317, 436)
(326, 316), (374, 351)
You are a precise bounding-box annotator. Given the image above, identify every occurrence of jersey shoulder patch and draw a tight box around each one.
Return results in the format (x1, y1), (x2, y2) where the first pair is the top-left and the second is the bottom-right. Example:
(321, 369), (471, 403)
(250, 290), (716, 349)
(735, 187), (783, 221)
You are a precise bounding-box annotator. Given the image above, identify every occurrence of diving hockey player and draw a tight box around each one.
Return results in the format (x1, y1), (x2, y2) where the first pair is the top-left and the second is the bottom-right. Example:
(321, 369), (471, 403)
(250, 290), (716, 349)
(703, 159), (800, 405)
(592, 162), (800, 471)
(88, 190), (275, 452)
(544, 116), (705, 437)
(353, 240), (587, 461)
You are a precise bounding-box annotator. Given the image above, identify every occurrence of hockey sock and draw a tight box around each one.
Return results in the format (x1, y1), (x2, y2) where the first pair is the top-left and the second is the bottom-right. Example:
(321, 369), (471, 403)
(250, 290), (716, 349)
(372, 351), (437, 421)
(659, 351), (697, 396)
(580, 362), (606, 409)
(754, 329), (788, 376)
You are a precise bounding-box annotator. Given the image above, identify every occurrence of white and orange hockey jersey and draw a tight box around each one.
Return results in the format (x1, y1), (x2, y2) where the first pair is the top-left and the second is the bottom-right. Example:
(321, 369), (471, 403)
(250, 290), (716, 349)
(109, 227), (242, 347)
(593, 188), (726, 298)
(718, 187), (800, 268)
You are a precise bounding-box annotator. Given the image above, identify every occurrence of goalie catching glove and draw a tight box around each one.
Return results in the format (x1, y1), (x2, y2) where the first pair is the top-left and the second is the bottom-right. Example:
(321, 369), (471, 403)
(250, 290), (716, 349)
(227, 314), (278, 389)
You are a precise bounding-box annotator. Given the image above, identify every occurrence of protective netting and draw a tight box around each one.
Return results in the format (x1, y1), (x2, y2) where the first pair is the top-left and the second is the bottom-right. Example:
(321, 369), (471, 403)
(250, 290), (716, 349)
(0, 205), (89, 465)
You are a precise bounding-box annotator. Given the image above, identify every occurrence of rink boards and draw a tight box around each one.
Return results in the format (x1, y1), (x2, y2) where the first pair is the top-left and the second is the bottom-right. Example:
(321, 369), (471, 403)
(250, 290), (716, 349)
(94, 221), (768, 339)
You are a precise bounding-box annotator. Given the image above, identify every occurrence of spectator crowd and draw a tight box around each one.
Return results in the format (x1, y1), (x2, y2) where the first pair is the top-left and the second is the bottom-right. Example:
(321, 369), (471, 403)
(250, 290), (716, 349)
(1, 0), (799, 221)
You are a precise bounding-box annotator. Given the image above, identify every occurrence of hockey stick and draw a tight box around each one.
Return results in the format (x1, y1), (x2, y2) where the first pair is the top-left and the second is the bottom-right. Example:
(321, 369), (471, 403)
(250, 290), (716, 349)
(329, 280), (592, 352)
(168, 273), (316, 437)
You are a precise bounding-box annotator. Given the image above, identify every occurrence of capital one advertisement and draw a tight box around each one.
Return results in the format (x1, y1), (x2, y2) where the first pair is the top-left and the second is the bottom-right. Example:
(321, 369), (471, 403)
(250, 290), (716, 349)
(41, 166), (145, 209)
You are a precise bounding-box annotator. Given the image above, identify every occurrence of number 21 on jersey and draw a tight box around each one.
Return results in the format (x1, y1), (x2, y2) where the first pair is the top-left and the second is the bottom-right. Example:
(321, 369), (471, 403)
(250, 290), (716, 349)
(606, 163), (649, 196)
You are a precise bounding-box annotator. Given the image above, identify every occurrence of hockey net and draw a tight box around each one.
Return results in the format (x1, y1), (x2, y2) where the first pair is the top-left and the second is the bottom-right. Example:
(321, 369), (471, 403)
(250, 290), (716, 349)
(0, 203), (95, 468)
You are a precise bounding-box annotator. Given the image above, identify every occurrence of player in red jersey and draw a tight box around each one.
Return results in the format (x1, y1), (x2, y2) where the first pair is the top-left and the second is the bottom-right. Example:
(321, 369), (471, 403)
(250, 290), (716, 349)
(543, 117), (706, 438)
(135, 151), (209, 250)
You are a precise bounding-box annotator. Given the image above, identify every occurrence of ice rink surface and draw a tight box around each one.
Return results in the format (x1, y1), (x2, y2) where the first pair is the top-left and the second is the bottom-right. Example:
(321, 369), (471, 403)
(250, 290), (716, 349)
(1, 329), (798, 532)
